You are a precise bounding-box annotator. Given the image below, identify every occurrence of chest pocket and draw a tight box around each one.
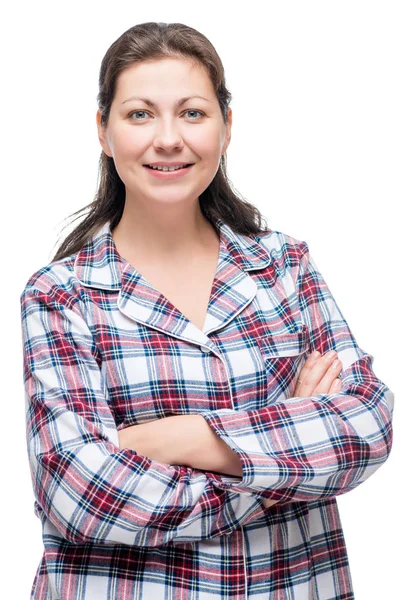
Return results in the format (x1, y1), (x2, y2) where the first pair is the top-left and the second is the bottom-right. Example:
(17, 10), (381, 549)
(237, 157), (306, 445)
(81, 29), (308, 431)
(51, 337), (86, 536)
(256, 323), (311, 403)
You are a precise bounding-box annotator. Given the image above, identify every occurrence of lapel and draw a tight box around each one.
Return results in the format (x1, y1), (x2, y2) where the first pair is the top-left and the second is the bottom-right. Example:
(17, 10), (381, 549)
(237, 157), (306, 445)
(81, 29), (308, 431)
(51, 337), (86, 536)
(74, 218), (272, 349)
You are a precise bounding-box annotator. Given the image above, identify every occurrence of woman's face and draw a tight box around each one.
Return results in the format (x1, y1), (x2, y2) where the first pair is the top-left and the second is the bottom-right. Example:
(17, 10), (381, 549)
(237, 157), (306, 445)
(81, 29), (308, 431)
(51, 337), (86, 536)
(96, 57), (232, 210)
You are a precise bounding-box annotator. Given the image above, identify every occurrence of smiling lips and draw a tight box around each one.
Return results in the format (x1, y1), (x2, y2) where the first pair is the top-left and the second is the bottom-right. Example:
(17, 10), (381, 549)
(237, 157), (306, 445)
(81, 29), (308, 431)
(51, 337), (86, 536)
(144, 161), (194, 170)
(145, 164), (192, 171)
(143, 163), (195, 179)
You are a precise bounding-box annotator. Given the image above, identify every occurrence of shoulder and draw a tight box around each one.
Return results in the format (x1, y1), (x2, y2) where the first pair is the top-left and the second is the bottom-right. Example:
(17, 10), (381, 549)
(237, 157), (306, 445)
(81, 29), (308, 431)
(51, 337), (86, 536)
(252, 228), (310, 264)
(20, 252), (82, 309)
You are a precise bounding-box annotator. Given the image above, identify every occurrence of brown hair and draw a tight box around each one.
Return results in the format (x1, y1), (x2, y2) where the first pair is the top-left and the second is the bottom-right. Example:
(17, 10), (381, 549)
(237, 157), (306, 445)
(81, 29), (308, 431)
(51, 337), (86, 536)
(52, 22), (270, 262)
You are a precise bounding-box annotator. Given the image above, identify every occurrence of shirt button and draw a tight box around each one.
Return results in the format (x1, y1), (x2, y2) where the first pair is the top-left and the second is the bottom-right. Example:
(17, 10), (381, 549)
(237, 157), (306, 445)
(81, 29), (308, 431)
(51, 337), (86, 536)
(200, 346), (211, 353)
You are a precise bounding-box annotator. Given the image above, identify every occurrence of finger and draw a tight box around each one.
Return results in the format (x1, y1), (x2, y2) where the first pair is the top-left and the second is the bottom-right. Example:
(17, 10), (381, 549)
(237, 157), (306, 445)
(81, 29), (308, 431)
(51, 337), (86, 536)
(295, 351), (338, 396)
(300, 351), (321, 375)
(262, 498), (279, 508)
(298, 352), (336, 396)
(293, 352), (321, 395)
(328, 378), (342, 394)
(314, 359), (342, 394)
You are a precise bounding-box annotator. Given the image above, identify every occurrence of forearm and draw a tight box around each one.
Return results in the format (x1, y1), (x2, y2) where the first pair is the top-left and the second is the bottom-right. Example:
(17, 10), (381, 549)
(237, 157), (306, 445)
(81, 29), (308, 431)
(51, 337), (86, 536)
(118, 414), (243, 477)
(182, 415), (243, 477)
(119, 416), (278, 509)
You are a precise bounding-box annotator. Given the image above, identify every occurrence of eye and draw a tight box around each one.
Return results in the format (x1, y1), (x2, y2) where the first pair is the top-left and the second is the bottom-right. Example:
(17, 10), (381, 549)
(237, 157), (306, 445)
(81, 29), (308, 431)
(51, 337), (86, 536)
(127, 109), (205, 121)
(184, 110), (205, 120)
(128, 110), (150, 121)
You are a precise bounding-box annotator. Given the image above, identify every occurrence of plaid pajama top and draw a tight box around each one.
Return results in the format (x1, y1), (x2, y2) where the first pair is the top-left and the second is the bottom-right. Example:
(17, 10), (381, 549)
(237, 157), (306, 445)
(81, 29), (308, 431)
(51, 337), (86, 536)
(20, 218), (394, 599)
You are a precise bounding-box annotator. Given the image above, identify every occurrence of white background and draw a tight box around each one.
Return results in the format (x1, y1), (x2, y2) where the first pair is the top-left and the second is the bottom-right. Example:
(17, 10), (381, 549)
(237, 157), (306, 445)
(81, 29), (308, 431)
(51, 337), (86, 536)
(1, 1), (398, 597)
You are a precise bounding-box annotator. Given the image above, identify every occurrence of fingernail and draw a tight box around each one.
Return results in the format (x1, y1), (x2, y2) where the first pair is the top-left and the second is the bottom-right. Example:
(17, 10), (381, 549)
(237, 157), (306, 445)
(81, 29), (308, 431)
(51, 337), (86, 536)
(326, 350), (337, 358)
(311, 351), (320, 359)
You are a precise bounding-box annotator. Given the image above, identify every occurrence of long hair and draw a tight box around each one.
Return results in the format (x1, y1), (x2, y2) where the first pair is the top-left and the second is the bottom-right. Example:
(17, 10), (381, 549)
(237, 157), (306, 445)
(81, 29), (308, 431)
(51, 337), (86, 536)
(52, 22), (270, 262)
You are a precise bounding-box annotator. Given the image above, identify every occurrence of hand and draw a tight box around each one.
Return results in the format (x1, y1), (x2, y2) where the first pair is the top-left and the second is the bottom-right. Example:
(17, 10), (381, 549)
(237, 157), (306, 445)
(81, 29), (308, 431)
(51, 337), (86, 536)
(261, 350), (343, 510)
(293, 350), (343, 397)
(262, 498), (279, 509)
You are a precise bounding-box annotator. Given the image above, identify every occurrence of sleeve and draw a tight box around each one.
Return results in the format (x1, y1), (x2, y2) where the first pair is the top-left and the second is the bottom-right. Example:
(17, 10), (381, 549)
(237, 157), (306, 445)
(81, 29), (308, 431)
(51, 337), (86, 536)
(196, 241), (394, 504)
(21, 281), (267, 547)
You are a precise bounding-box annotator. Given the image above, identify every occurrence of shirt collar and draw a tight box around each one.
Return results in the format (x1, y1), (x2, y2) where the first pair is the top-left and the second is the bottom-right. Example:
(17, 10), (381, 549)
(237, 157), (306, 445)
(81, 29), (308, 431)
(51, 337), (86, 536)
(74, 217), (272, 291)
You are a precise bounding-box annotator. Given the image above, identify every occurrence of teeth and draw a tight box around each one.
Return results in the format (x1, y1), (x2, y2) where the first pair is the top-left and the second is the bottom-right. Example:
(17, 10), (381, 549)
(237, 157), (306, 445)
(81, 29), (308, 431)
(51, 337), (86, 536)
(148, 164), (189, 171)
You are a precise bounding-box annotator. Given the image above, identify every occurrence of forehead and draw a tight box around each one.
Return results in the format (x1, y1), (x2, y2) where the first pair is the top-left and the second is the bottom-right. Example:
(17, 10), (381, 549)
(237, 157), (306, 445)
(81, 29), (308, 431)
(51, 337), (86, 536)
(114, 58), (215, 101)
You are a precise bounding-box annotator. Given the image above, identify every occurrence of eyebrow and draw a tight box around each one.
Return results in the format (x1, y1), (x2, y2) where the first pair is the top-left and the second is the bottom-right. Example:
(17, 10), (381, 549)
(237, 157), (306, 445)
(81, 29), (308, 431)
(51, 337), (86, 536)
(121, 95), (211, 107)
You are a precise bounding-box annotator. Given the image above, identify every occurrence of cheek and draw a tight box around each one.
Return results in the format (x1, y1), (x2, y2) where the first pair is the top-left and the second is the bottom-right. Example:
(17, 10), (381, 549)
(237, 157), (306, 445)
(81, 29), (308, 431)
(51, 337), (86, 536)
(194, 138), (223, 164)
(187, 122), (222, 154)
(110, 126), (143, 160)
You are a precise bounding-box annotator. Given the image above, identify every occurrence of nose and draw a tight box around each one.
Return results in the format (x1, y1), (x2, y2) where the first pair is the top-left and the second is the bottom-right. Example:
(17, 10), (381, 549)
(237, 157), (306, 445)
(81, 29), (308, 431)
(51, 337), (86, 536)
(152, 117), (184, 151)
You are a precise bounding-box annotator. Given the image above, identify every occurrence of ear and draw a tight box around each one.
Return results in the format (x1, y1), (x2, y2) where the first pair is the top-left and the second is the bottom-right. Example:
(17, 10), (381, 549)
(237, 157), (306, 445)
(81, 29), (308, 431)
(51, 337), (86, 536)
(96, 109), (113, 157)
(222, 107), (232, 155)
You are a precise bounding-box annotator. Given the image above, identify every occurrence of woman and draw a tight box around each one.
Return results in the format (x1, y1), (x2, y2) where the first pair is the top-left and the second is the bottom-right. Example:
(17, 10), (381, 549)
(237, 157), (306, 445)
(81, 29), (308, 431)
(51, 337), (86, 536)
(21, 22), (394, 600)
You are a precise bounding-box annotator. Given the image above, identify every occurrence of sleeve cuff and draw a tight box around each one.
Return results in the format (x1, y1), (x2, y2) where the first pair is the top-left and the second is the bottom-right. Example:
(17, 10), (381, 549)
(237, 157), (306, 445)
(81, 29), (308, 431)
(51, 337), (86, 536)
(198, 410), (255, 489)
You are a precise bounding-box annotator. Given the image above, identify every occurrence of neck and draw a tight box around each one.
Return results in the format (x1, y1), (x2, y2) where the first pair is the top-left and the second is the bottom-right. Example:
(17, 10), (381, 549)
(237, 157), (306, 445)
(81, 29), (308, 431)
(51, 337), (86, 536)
(111, 197), (218, 264)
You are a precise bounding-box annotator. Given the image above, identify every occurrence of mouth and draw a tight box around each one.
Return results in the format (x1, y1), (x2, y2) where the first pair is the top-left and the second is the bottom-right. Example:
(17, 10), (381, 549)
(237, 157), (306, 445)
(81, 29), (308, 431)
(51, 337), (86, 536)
(143, 163), (195, 179)
(144, 163), (194, 171)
